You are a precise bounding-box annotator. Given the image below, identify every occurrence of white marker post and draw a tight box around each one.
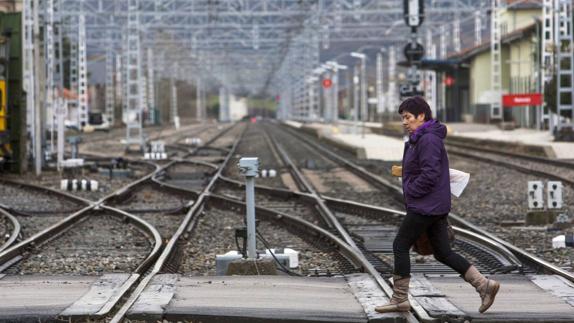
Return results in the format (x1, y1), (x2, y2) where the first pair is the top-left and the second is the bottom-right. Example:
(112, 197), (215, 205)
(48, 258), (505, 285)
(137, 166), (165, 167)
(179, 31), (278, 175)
(238, 157), (259, 259)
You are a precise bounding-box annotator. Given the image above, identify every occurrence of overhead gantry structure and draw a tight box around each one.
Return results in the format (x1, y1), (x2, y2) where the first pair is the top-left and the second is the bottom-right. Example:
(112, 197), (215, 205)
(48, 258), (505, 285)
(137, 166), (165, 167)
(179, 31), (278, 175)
(24, 0), (492, 173)
(52, 0), (487, 96)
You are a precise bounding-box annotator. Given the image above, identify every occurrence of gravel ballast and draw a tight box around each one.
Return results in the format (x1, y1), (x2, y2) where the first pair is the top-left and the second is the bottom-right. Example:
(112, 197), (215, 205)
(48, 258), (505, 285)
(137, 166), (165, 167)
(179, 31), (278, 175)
(5, 213), (152, 275)
(281, 124), (574, 271)
(178, 206), (356, 276)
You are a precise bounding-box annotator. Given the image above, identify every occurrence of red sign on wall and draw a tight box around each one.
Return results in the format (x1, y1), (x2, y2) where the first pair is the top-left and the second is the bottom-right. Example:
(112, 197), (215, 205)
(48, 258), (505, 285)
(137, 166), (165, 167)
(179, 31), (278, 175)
(322, 79), (333, 89)
(502, 93), (542, 107)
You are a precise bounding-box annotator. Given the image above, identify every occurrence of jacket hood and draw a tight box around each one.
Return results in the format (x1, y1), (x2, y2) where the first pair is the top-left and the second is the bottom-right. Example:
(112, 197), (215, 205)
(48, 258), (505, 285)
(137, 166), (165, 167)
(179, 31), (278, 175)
(409, 119), (447, 143)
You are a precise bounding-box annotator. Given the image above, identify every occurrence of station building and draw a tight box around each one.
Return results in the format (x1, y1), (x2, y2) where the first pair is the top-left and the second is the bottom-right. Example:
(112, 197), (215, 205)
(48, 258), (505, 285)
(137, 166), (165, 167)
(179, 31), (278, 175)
(432, 0), (543, 128)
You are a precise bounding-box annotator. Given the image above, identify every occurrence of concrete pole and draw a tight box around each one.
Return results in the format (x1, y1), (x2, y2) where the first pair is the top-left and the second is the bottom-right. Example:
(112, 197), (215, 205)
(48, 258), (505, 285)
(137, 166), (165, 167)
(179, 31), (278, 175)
(196, 78), (202, 120)
(33, 0), (43, 175)
(323, 72), (331, 122)
(56, 98), (65, 170)
(360, 56), (367, 127)
(171, 78), (179, 128)
(332, 69), (339, 122)
(376, 52), (384, 118)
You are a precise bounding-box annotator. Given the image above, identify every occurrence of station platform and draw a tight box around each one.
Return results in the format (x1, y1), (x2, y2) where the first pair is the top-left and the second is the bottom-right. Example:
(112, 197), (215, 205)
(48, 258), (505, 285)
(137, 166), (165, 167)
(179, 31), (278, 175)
(284, 121), (404, 161)
(447, 123), (574, 159)
(0, 273), (135, 321)
(284, 121), (574, 160)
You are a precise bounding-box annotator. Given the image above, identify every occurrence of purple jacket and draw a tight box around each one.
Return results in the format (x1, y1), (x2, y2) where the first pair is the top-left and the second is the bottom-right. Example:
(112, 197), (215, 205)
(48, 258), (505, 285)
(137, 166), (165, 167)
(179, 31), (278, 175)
(402, 120), (451, 215)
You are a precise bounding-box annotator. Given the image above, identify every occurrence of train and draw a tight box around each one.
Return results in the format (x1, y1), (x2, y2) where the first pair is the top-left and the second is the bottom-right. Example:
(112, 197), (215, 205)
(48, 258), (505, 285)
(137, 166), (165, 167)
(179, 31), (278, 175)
(0, 12), (25, 173)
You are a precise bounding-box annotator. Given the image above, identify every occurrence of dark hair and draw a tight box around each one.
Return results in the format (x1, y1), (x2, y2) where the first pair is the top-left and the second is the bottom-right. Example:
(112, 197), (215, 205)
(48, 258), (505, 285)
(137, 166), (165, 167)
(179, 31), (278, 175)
(398, 96), (432, 121)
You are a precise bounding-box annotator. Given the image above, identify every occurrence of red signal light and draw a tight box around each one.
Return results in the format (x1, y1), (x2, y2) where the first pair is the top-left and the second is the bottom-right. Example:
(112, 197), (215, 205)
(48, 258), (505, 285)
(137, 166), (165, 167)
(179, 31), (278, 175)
(322, 79), (333, 89)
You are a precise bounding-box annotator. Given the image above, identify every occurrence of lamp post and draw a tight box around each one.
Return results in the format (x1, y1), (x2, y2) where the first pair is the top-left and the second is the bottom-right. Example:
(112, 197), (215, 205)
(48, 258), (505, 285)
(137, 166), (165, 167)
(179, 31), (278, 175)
(351, 52), (367, 138)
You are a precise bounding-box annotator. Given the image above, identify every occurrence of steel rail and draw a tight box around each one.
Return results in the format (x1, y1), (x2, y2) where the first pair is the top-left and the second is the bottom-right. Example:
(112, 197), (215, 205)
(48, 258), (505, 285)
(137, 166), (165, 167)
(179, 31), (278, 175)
(449, 213), (574, 282)
(207, 194), (365, 271)
(79, 205), (164, 317)
(447, 146), (574, 186)
(278, 123), (404, 200)
(151, 160), (219, 193)
(0, 208), (21, 253)
(104, 179), (197, 215)
(322, 196), (523, 270)
(100, 206), (163, 274)
(80, 122), (210, 148)
(0, 178), (93, 206)
(277, 123), (522, 322)
(0, 152), (169, 268)
(446, 140), (574, 169)
(280, 123), (574, 283)
(0, 122), (241, 320)
(264, 126), (421, 323)
(0, 160), (162, 269)
(218, 175), (315, 201)
(216, 176), (521, 279)
(132, 175), (369, 274)
(154, 122), (236, 164)
(265, 129), (359, 250)
(127, 145), (419, 322)
(216, 176), (523, 271)
(109, 124), (247, 323)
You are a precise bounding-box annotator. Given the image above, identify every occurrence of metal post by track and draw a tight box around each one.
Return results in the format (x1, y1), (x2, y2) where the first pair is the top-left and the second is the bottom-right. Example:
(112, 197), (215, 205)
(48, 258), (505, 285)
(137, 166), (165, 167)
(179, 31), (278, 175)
(238, 157), (259, 259)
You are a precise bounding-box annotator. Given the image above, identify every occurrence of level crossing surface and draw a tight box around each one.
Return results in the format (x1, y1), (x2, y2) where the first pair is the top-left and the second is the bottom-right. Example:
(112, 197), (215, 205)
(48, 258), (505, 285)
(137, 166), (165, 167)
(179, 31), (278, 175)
(2, 272), (573, 322)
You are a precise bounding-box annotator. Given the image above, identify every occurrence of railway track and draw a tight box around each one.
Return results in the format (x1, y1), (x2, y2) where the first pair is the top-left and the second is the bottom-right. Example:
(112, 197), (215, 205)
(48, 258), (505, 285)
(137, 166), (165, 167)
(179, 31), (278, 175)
(3, 120), (571, 322)
(266, 124), (526, 320)
(0, 123), (243, 320)
(446, 143), (574, 186)
(277, 122), (574, 281)
(3, 161), (157, 201)
(80, 123), (217, 158)
(157, 160), (217, 192)
(198, 122), (524, 321)
(108, 180), (196, 240)
(0, 208), (19, 252)
(108, 122), (423, 323)
(0, 179), (89, 249)
(1, 210), (155, 275)
(209, 123), (516, 319)
(267, 123), (403, 209)
(0, 161), (163, 275)
(224, 124), (291, 189)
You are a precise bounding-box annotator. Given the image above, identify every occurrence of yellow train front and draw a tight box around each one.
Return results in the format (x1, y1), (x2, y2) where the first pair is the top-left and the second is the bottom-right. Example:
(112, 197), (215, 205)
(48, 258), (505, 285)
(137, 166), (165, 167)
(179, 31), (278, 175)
(0, 35), (10, 167)
(0, 12), (25, 173)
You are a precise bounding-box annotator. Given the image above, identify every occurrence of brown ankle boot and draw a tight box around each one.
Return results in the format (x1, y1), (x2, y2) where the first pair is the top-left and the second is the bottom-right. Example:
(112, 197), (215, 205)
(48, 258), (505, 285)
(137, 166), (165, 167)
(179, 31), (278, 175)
(463, 266), (500, 313)
(374, 275), (411, 313)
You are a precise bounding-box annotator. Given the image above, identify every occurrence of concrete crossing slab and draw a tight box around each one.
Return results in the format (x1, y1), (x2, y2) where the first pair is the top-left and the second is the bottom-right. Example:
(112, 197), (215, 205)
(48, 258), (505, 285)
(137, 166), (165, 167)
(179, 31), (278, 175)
(421, 274), (574, 322)
(0, 274), (131, 322)
(128, 274), (406, 323)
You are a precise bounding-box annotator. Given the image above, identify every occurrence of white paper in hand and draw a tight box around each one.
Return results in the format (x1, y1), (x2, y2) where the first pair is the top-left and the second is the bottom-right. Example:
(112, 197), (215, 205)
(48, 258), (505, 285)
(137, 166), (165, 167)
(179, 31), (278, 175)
(449, 168), (470, 198)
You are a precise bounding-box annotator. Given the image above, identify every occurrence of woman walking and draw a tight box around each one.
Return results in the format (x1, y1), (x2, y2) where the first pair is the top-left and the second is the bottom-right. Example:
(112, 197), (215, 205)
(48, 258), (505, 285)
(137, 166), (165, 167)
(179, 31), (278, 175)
(375, 96), (500, 314)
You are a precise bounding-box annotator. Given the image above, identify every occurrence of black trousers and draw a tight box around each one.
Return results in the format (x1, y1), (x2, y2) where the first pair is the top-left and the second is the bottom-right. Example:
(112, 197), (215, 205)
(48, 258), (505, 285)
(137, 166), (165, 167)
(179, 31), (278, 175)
(393, 212), (471, 277)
